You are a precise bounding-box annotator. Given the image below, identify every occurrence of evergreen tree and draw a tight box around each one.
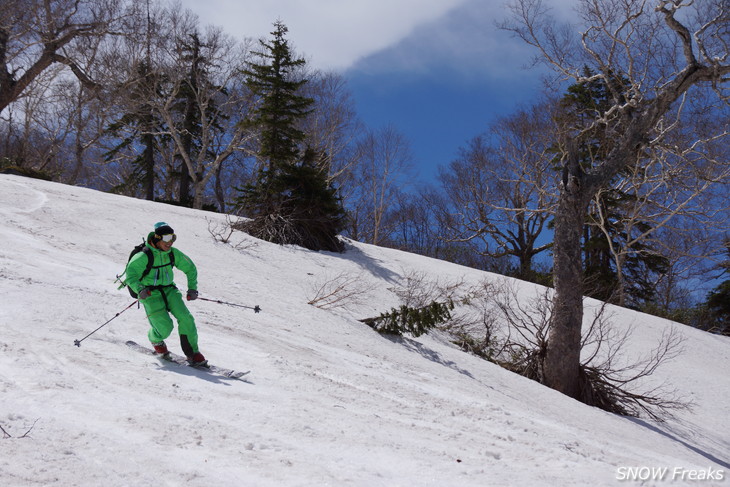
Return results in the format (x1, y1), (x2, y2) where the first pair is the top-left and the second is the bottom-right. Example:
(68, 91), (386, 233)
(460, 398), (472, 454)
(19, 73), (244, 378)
(169, 31), (227, 207)
(705, 239), (730, 335)
(237, 21), (346, 252)
(105, 60), (166, 200)
(243, 21), (311, 171)
(360, 300), (454, 337)
(175, 33), (204, 207)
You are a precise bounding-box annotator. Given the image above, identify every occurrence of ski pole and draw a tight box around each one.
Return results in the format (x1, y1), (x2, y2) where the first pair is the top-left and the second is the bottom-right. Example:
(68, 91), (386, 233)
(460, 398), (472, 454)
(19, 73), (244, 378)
(74, 300), (139, 347)
(198, 297), (261, 313)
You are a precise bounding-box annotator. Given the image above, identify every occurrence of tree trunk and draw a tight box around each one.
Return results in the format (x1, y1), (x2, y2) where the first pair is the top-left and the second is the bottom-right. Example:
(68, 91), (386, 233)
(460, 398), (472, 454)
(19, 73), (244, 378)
(214, 161), (226, 213)
(179, 156), (192, 206)
(545, 149), (590, 398)
(193, 180), (205, 210)
(142, 133), (155, 201)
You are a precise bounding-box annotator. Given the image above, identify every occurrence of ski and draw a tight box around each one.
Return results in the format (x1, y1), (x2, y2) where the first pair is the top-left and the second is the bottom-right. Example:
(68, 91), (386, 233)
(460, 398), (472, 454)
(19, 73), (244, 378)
(126, 340), (250, 380)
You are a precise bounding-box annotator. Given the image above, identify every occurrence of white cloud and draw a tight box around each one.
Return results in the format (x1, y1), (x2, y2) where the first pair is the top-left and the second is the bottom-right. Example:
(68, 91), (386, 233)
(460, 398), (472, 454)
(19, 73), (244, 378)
(346, 0), (580, 81)
(179, 0), (468, 71)
(178, 0), (579, 85)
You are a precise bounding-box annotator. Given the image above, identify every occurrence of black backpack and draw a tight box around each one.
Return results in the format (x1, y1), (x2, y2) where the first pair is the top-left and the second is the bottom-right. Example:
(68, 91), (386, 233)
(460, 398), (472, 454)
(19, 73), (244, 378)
(125, 240), (175, 298)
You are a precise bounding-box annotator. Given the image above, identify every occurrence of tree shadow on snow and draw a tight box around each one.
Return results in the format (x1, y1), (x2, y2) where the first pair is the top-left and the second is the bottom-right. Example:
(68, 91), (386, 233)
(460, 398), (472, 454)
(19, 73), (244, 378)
(626, 417), (730, 469)
(342, 242), (401, 284)
(381, 334), (476, 380)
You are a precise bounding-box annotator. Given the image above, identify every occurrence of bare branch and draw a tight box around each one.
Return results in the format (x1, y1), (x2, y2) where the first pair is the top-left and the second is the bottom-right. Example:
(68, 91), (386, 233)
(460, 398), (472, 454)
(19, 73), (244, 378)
(1, 418), (40, 439)
(656, 1), (698, 65)
(19, 418), (40, 438)
(307, 271), (376, 310)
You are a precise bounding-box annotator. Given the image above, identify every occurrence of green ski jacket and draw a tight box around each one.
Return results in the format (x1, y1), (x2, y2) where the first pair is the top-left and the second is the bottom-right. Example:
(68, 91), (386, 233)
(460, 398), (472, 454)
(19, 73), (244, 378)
(124, 235), (198, 295)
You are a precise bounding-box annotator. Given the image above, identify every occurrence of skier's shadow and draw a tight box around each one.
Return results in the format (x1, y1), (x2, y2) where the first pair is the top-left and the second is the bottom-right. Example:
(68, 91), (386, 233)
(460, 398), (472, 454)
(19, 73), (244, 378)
(154, 362), (253, 386)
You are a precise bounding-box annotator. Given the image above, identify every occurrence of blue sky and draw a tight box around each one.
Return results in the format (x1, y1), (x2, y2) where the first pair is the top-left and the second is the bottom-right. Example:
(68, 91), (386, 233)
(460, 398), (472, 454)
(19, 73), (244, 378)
(180, 0), (574, 185)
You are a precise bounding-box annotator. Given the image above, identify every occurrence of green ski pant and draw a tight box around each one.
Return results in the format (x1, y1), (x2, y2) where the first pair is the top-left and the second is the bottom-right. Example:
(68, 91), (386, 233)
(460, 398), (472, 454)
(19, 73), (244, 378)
(142, 286), (199, 355)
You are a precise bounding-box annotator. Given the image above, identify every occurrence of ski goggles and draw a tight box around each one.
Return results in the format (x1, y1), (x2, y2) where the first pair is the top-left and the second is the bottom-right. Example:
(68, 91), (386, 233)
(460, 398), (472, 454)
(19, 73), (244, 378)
(159, 233), (176, 243)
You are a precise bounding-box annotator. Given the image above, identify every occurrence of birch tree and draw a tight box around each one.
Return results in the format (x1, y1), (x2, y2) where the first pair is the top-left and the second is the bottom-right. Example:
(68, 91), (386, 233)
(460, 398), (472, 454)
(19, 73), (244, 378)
(502, 0), (730, 399)
(346, 124), (414, 245)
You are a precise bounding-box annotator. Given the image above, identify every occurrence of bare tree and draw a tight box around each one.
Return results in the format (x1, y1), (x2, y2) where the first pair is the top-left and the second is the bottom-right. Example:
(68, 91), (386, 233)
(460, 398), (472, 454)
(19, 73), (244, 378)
(590, 136), (730, 306)
(96, 0), (178, 198)
(306, 271), (376, 310)
(98, 2), (256, 208)
(0, 0), (125, 113)
(486, 282), (689, 420)
(387, 189), (446, 257)
(300, 70), (362, 182)
(0, 64), (66, 169)
(344, 124), (414, 245)
(648, 224), (717, 316)
(502, 0), (729, 399)
(0, 0), (129, 179)
(150, 6), (256, 209)
(439, 102), (558, 280)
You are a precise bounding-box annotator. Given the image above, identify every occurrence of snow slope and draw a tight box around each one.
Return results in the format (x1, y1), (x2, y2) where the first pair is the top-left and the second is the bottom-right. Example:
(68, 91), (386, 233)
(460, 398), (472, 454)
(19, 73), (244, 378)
(0, 174), (728, 487)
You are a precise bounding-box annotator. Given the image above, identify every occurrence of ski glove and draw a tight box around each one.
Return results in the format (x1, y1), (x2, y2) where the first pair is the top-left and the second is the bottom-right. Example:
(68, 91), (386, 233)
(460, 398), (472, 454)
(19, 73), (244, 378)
(187, 289), (199, 301)
(138, 288), (152, 300)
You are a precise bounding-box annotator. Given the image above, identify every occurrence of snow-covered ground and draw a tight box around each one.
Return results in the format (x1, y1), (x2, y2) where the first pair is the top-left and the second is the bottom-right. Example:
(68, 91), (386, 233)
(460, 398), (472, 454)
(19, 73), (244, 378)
(0, 174), (727, 486)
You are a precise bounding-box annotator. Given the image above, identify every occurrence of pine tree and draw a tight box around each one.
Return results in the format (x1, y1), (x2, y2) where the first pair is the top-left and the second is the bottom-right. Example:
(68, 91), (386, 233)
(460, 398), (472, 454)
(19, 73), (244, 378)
(237, 21), (346, 251)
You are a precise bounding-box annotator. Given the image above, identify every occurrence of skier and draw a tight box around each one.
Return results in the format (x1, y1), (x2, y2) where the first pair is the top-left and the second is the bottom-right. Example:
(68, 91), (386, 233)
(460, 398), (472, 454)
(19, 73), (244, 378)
(124, 222), (206, 366)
